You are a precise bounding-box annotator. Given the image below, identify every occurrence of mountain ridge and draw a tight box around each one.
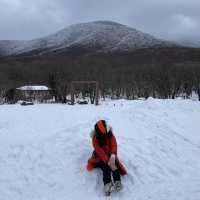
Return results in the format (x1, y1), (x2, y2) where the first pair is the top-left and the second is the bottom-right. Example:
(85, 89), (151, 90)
(0, 21), (178, 57)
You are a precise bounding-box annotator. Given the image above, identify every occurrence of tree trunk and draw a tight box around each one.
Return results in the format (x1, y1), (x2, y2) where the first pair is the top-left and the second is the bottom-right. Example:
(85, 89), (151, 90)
(198, 87), (200, 101)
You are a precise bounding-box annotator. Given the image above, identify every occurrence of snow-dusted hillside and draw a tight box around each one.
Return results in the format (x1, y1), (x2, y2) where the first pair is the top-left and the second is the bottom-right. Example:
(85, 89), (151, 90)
(177, 39), (200, 48)
(0, 99), (200, 200)
(0, 21), (176, 56)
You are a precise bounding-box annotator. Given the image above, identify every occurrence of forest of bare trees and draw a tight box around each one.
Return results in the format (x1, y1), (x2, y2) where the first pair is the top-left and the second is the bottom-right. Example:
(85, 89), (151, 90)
(0, 47), (200, 103)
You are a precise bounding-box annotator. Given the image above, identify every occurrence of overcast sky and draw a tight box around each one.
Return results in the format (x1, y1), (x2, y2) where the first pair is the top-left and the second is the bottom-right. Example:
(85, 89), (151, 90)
(0, 0), (200, 42)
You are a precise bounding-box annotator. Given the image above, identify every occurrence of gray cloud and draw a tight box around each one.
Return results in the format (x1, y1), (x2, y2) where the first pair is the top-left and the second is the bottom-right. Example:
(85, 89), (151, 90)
(0, 0), (199, 43)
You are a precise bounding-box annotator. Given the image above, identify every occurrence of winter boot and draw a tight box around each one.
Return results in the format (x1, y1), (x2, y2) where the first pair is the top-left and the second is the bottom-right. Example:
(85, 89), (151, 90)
(114, 180), (122, 192)
(104, 182), (112, 196)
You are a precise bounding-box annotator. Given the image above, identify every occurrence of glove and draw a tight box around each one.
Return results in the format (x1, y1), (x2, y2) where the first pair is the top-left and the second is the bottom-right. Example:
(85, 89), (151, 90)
(108, 154), (117, 171)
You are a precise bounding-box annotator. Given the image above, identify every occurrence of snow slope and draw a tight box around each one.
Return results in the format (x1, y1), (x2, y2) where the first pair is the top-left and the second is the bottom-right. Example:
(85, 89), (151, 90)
(0, 99), (200, 200)
(0, 21), (176, 56)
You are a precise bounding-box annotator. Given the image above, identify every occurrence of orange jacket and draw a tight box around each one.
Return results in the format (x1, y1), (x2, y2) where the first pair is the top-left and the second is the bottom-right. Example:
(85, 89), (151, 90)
(87, 132), (127, 175)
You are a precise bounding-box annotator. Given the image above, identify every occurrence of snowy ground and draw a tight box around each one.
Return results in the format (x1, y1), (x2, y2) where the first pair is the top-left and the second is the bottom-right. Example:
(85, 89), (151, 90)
(0, 98), (200, 200)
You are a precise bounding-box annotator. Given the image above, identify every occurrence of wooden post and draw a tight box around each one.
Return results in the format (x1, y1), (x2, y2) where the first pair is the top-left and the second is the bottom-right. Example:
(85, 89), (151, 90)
(70, 83), (75, 105)
(95, 82), (99, 105)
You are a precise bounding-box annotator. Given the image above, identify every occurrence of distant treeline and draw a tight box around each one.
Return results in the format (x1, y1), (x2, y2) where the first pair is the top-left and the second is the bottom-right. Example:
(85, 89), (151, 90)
(0, 47), (200, 102)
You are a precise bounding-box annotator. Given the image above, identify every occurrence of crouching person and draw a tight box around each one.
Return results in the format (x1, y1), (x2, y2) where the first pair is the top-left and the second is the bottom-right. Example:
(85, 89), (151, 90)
(87, 120), (127, 196)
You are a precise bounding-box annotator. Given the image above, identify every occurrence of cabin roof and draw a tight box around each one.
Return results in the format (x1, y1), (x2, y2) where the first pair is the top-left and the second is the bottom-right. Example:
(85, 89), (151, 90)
(16, 85), (50, 91)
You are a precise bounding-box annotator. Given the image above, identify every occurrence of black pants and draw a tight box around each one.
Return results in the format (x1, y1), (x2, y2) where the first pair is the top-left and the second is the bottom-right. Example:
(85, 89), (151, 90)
(96, 161), (121, 185)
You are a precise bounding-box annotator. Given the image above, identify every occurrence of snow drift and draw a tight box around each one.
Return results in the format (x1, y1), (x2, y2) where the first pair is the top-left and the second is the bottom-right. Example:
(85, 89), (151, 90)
(0, 99), (200, 200)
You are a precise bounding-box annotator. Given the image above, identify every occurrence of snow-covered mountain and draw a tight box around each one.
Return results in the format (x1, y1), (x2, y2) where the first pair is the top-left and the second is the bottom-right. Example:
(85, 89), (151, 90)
(177, 39), (200, 48)
(0, 21), (177, 57)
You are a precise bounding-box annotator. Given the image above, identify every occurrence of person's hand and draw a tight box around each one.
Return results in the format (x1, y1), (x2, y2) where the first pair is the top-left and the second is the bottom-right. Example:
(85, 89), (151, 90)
(108, 154), (117, 171)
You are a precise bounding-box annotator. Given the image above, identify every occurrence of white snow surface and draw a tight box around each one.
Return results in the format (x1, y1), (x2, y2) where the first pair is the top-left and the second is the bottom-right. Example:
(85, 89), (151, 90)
(17, 85), (49, 91)
(0, 21), (175, 56)
(0, 99), (200, 200)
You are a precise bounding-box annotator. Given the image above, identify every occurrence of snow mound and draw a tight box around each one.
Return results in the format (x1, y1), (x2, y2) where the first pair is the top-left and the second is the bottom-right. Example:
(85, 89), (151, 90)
(0, 99), (200, 200)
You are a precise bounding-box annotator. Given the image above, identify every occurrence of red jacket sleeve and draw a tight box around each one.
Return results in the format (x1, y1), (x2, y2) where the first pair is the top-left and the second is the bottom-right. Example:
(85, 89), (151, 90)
(110, 134), (117, 155)
(92, 136), (109, 163)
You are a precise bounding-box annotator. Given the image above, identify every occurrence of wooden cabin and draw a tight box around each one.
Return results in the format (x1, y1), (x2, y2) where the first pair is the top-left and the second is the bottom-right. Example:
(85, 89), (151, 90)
(16, 85), (53, 103)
